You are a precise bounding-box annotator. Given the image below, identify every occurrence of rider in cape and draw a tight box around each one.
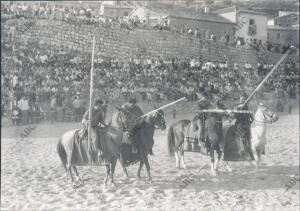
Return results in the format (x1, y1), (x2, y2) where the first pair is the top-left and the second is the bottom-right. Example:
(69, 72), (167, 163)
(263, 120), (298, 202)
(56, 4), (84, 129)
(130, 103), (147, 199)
(120, 97), (146, 154)
(81, 99), (108, 163)
(232, 95), (255, 160)
(189, 92), (212, 151)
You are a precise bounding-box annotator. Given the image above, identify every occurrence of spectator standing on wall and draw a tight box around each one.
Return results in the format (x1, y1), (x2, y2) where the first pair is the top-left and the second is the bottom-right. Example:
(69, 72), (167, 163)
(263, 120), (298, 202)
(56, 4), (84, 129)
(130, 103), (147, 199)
(73, 95), (82, 122)
(50, 95), (57, 123)
(56, 93), (63, 122)
(18, 96), (29, 125)
(12, 105), (21, 126)
(224, 31), (230, 44)
(287, 84), (296, 113)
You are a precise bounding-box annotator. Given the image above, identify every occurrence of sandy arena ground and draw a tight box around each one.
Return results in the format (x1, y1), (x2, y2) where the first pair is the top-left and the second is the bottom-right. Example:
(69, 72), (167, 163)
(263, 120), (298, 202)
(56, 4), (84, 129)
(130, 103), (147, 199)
(1, 110), (299, 211)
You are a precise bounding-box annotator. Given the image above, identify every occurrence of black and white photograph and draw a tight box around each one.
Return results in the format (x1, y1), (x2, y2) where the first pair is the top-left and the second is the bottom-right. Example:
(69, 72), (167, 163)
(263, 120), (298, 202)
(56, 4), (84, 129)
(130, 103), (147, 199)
(1, 0), (299, 210)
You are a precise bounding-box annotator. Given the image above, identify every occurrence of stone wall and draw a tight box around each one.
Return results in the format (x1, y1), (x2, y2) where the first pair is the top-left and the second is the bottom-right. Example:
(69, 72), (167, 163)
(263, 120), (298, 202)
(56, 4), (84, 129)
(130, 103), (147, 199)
(4, 19), (298, 66)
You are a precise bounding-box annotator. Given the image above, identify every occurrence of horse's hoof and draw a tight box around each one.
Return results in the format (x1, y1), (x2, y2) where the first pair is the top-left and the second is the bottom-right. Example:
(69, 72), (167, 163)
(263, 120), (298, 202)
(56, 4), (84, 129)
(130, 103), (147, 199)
(110, 181), (117, 187)
(76, 177), (84, 184)
(137, 175), (142, 180)
(146, 179), (153, 184)
(210, 170), (217, 177)
(226, 167), (233, 173)
(72, 183), (78, 189)
(82, 175), (89, 182)
(123, 175), (129, 180)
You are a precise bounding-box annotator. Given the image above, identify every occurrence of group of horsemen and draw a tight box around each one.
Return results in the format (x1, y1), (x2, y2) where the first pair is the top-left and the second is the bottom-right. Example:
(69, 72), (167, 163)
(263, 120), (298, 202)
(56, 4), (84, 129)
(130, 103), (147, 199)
(79, 93), (254, 163)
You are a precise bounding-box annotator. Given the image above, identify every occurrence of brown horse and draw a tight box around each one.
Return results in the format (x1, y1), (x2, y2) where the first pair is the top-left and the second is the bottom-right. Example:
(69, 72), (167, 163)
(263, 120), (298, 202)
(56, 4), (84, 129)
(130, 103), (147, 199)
(57, 109), (125, 188)
(118, 107), (166, 182)
(167, 103), (230, 176)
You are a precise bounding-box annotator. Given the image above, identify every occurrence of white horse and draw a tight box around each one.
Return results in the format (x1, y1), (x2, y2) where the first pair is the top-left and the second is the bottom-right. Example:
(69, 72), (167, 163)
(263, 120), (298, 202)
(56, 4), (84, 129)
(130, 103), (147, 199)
(250, 103), (278, 167)
(224, 103), (279, 172)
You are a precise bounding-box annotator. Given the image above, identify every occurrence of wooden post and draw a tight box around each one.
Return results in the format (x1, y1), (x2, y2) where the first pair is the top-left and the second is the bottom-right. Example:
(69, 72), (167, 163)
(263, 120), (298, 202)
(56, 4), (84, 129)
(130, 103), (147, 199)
(87, 36), (96, 163)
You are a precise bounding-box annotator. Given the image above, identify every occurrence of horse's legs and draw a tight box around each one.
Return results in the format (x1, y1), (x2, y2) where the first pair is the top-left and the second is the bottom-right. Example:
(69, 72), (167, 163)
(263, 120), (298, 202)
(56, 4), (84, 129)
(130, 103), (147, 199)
(180, 151), (187, 169)
(143, 156), (152, 182)
(73, 166), (83, 183)
(252, 147), (259, 169)
(104, 164), (110, 186)
(119, 154), (129, 179)
(137, 161), (144, 179)
(209, 149), (217, 177)
(225, 161), (233, 172)
(68, 166), (76, 187)
(175, 151), (180, 169)
(214, 145), (222, 174)
(110, 157), (117, 185)
(254, 148), (262, 170)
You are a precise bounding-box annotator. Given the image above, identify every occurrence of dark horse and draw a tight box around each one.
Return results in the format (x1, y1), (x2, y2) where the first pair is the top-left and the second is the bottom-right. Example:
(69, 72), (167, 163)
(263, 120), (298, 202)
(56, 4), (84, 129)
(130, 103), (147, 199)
(117, 106), (166, 182)
(168, 104), (230, 176)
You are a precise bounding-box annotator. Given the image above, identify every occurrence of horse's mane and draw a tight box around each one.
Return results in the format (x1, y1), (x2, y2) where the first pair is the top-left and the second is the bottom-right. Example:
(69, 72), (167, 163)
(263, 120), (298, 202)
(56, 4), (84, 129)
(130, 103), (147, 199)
(111, 111), (122, 129)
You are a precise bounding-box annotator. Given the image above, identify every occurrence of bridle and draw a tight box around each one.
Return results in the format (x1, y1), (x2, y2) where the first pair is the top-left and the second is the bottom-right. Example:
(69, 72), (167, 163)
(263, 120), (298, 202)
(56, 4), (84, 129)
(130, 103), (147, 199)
(253, 106), (277, 124)
(118, 107), (165, 130)
(146, 110), (166, 130)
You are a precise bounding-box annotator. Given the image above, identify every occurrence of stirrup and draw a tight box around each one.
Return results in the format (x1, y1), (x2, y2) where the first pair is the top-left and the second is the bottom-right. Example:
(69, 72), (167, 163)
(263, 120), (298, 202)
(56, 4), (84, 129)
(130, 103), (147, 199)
(132, 146), (138, 154)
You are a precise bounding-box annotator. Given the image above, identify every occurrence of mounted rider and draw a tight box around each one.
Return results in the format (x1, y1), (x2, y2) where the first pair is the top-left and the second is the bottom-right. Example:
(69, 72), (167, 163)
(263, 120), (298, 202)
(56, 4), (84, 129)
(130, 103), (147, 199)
(232, 95), (254, 160)
(120, 97), (144, 154)
(81, 99), (108, 163)
(205, 98), (228, 152)
(183, 92), (212, 152)
(194, 92), (212, 143)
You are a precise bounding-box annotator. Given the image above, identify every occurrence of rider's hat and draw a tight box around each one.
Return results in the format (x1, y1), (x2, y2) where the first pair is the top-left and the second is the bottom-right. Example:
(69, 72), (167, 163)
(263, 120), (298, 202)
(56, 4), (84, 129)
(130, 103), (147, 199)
(129, 97), (137, 104)
(94, 99), (104, 106)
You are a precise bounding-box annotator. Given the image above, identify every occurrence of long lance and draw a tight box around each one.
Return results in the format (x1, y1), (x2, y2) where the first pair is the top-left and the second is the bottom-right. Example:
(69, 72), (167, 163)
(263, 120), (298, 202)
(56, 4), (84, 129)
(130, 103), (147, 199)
(88, 36), (96, 164)
(197, 109), (253, 114)
(243, 47), (295, 106)
(140, 97), (186, 118)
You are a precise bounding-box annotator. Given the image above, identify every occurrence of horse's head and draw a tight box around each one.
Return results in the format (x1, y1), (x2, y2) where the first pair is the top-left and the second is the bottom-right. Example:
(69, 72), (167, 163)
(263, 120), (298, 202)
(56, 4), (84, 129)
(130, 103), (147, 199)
(114, 106), (132, 129)
(147, 106), (166, 130)
(256, 103), (278, 123)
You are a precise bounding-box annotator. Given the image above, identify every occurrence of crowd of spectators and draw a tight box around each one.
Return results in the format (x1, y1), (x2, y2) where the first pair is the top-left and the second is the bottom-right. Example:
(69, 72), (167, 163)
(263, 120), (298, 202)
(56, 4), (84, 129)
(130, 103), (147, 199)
(2, 1), (293, 53)
(1, 2), (299, 127)
(1, 37), (299, 127)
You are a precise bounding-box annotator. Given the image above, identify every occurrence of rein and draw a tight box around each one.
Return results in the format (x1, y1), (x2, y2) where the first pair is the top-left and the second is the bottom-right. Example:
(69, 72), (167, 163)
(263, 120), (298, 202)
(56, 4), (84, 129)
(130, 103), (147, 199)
(118, 108), (164, 130)
(253, 110), (274, 124)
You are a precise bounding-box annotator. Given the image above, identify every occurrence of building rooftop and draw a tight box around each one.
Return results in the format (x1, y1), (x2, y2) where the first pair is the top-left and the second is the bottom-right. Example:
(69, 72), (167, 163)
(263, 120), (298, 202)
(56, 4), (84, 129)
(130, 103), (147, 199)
(274, 13), (299, 21)
(134, 5), (235, 24)
(102, 4), (134, 9)
(268, 25), (298, 30)
(214, 6), (269, 16)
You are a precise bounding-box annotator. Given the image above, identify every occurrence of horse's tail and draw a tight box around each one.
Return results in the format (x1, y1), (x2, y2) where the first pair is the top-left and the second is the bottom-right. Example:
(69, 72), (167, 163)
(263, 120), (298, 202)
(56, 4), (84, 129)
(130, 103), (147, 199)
(167, 126), (176, 157)
(57, 138), (67, 171)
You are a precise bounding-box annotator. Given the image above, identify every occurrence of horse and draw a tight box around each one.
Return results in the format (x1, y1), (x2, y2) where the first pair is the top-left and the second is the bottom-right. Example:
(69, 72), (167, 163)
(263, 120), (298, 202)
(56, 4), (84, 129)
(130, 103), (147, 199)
(223, 103), (278, 170)
(57, 110), (125, 188)
(168, 103), (278, 175)
(117, 106), (166, 182)
(167, 108), (228, 176)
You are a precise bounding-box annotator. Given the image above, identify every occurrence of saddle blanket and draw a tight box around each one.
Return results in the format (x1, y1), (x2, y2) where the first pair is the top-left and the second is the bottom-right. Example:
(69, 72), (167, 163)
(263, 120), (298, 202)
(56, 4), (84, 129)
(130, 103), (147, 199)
(70, 130), (101, 166)
(183, 122), (205, 153)
(223, 125), (255, 161)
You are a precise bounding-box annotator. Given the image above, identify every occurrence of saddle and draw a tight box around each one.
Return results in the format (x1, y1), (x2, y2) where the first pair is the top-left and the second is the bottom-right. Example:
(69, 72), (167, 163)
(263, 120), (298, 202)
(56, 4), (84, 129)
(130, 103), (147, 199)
(78, 126), (88, 140)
